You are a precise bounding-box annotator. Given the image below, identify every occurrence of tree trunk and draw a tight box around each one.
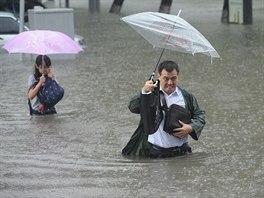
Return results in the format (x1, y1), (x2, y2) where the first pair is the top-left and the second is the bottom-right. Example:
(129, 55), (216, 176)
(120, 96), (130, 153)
(243, 0), (252, 24)
(89, 0), (100, 13)
(221, 0), (229, 23)
(159, 0), (172, 14)
(109, 0), (124, 14)
(65, 0), (69, 8)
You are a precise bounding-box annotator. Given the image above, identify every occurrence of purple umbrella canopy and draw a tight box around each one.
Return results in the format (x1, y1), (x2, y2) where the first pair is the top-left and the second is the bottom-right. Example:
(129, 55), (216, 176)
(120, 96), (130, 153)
(2, 30), (83, 55)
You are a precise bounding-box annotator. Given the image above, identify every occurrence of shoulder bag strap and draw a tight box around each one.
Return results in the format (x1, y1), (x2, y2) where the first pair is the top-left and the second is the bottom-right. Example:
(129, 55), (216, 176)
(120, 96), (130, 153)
(160, 91), (168, 111)
(28, 81), (38, 116)
(28, 99), (33, 115)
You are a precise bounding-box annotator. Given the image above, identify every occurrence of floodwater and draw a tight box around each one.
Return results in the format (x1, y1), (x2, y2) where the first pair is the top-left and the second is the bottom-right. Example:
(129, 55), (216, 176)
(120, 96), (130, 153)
(0, 0), (263, 197)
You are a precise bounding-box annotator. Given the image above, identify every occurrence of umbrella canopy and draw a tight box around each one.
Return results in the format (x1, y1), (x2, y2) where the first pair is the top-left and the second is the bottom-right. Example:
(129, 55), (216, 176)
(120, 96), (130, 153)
(121, 11), (220, 60)
(2, 30), (83, 55)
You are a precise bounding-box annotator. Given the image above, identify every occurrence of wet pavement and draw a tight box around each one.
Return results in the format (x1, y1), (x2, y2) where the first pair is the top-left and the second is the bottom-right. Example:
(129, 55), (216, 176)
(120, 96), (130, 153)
(0, 0), (263, 197)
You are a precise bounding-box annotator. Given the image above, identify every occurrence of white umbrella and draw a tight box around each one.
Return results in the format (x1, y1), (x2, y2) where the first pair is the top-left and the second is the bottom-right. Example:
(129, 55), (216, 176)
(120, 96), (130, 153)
(121, 10), (220, 77)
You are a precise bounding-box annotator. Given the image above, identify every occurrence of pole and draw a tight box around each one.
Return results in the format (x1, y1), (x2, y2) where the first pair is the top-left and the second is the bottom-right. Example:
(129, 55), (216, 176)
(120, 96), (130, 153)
(19, 0), (25, 33)
(19, 0), (25, 61)
(243, 0), (252, 24)
(65, 0), (69, 8)
(89, 0), (100, 13)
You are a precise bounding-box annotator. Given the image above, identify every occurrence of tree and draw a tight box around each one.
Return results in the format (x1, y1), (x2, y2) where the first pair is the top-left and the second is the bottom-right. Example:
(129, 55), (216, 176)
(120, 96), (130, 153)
(109, 0), (125, 14)
(159, 0), (172, 14)
(221, 0), (229, 23)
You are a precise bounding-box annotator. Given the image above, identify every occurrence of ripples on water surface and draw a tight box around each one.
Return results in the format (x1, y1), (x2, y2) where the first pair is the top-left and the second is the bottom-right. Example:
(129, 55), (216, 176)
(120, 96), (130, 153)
(0, 0), (263, 197)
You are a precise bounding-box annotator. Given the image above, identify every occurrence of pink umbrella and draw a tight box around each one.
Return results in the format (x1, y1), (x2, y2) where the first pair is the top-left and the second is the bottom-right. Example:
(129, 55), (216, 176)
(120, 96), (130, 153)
(2, 30), (83, 55)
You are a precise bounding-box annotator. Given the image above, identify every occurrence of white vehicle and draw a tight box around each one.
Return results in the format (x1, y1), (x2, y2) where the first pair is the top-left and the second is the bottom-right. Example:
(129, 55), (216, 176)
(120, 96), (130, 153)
(0, 12), (29, 46)
(0, 11), (86, 48)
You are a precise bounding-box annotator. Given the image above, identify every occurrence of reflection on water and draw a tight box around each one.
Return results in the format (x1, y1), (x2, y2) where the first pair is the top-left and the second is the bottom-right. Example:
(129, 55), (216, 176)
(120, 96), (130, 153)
(0, 0), (263, 197)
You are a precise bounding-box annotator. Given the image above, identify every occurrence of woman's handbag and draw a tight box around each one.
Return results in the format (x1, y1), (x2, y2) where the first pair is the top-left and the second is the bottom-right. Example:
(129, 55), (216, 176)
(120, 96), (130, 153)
(38, 77), (64, 109)
(161, 93), (191, 135)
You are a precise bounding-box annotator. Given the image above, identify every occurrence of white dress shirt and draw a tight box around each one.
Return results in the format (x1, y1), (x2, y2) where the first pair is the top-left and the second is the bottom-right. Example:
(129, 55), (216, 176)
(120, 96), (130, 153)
(146, 87), (188, 148)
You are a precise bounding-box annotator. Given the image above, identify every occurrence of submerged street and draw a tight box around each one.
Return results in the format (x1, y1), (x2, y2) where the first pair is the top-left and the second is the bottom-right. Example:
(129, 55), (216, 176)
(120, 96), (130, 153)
(0, 0), (263, 197)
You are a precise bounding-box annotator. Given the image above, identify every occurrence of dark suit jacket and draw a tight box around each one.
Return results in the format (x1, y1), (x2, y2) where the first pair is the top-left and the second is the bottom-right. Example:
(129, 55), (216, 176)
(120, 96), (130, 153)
(122, 87), (205, 157)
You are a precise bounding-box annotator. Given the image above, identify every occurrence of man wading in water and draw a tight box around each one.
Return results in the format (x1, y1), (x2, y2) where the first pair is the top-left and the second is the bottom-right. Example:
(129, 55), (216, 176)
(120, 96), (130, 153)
(122, 60), (205, 158)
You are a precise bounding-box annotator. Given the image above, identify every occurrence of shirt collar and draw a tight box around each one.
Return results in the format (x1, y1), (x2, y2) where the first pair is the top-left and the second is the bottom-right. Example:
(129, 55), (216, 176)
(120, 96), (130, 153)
(160, 86), (179, 97)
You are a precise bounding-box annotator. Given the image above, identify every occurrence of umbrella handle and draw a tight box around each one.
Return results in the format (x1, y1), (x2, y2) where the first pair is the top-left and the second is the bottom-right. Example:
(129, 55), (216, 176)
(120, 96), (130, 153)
(149, 72), (155, 81)
(41, 55), (45, 75)
(150, 48), (165, 81)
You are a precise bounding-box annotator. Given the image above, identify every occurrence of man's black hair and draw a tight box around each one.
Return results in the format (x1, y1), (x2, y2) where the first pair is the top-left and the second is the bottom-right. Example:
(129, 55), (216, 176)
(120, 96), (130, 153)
(158, 60), (179, 74)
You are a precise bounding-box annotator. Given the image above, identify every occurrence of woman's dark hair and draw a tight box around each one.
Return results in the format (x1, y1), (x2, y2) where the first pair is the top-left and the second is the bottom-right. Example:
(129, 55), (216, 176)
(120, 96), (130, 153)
(35, 55), (51, 67)
(158, 60), (179, 75)
(34, 55), (51, 78)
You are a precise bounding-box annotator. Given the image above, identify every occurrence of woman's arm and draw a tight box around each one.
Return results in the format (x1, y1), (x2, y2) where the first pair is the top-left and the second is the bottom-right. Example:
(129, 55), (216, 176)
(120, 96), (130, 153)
(28, 75), (46, 100)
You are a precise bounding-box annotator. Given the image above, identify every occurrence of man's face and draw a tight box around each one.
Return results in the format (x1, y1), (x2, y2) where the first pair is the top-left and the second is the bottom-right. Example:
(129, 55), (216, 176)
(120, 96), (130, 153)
(158, 69), (179, 95)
